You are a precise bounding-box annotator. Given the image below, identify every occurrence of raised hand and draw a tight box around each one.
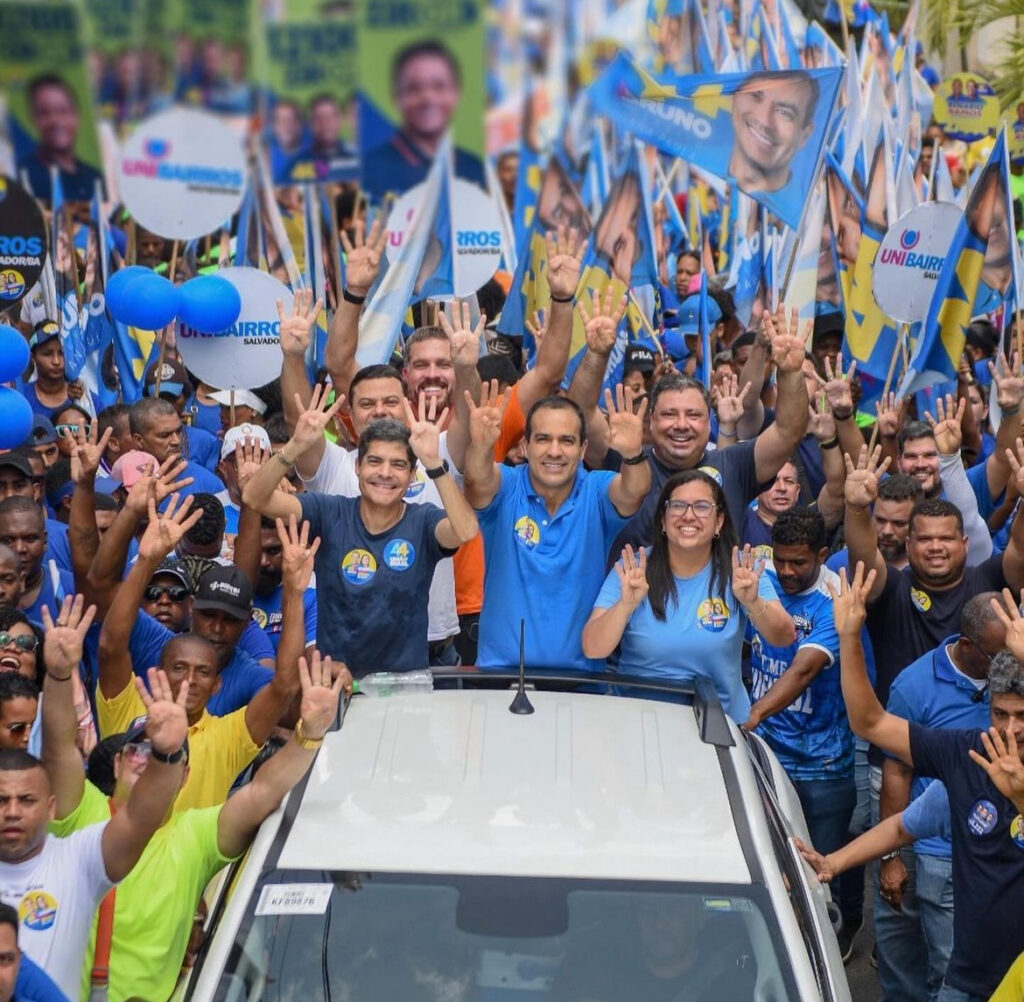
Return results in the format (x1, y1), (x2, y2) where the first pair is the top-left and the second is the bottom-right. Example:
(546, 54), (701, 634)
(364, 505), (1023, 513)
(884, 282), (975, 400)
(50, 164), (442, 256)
(1004, 437), (1024, 496)
(815, 355), (857, 417)
(604, 383), (648, 458)
(615, 545), (649, 611)
(277, 288), (324, 358)
(792, 836), (837, 883)
(124, 456), (194, 517)
(990, 352), (1024, 416)
(276, 513), (320, 593)
(843, 444), (891, 509)
(340, 217), (387, 296)
(732, 545), (765, 608)
(234, 436), (275, 496)
(138, 493), (202, 564)
(874, 392), (903, 439)
(466, 379), (508, 452)
(578, 282), (627, 356)
(401, 393), (448, 467)
(290, 382), (345, 456)
(525, 309), (547, 354)
(66, 419), (113, 485)
(715, 372), (752, 430)
(40, 595), (97, 680)
(545, 224), (584, 302)
(826, 562), (877, 636)
(762, 304), (808, 374)
(135, 667), (189, 756)
(66, 379), (86, 401)
(925, 394), (965, 455)
(989, 588), (1024, 662)
(969, 727), (1024, 808)
(439, 300), (486, 368)
(297, 649), (352, 739)
(807, 391), (837, 443)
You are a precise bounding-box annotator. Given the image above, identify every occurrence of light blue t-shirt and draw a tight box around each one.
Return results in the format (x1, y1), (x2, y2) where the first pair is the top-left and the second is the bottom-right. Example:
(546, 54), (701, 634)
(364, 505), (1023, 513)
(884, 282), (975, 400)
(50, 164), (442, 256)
(901, 780), (951, 843)
(595, 553), (778, 720)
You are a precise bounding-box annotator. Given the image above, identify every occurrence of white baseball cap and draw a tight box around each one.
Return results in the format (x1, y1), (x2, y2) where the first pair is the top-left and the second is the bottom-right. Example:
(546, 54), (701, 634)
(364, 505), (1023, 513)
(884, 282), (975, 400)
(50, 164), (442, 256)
(209, 388), (268, 415)
(220, 423), (272, 461)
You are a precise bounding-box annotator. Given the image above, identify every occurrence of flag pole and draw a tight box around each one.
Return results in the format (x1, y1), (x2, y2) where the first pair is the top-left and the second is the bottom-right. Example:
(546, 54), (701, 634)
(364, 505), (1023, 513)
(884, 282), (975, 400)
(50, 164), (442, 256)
(868, 321), (906, 452)
(153, 239), (180, 396)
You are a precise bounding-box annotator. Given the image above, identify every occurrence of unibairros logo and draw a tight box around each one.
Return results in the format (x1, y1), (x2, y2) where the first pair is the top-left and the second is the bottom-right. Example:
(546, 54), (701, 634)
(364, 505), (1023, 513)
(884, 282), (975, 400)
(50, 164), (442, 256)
(122, 136), (243, 191)
(878, 229), (942, 275)
(899, 229), (920, 250)
(179, 320), (281, 346)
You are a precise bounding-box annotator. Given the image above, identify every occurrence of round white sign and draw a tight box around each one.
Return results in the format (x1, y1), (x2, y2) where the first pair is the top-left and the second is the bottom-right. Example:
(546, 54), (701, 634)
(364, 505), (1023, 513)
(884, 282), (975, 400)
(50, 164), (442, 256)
(176, 268), (293, 390)
(872, 202), (962, 324)
(118, 108), (246, 240)
(386, 179), (502, 298)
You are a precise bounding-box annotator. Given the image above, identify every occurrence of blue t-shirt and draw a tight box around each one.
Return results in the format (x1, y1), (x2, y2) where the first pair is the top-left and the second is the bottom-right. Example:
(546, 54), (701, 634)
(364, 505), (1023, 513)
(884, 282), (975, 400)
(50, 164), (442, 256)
(23, 561), (74, 628)
(961, 459), (1000, 520)
(127, 611), (273, 716)
(252, 585), (318, 654)
(885, 637), (991, 859)
(901, 780), (952, 843)
(238, 617), (275, 664)
(185, 396), (222, 437)
(740, 506), (774, 552)
(477, 464), (630, 672)
(595, 554), (777, 719)
(749, 567), (852, 780)
(825, 550), (877, 686)
(17, 952), (71, 1002)
(297, 494), (451, 676)
(174, 460), (225, 499)
(45, 518), (72, 573)
(909, 724), (1024, 998)
(185, 424), (221, 471)
(361, 131), (485, 202)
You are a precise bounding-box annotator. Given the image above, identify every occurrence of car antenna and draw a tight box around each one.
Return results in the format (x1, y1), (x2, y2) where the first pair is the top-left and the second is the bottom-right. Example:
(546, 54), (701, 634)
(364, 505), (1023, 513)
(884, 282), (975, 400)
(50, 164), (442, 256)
(509, 618), (534, 715)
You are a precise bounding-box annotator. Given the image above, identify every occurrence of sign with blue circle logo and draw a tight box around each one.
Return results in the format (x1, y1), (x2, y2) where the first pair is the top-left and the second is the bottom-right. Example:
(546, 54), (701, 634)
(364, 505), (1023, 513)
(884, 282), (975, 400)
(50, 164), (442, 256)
(384, 539), (415, 571)
(967, 798), (999, 836)
(697, 598), (730, 632)
(341, 548), (377, 585)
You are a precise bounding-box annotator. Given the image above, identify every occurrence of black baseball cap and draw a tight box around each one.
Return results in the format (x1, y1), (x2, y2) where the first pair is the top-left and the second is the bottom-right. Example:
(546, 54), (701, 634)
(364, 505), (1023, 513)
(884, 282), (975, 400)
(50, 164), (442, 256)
(192, 564), (253, 619)
(150, 559), (193, 592)
(0, 451), (34, 478)
(812, 312), (844, 343)
(624, 344), (656, 374)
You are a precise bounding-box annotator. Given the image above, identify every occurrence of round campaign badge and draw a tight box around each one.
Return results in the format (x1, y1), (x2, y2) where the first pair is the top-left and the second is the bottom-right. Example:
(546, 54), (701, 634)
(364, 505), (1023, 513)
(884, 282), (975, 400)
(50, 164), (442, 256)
(967, 798), (999, 837)
(251, 607), (269, 630)
(697, 598), (730, 632)
(697, 465), (723, 486)
(19, 891), (57, 931)
(404, 471), (427, 499)
(910, 588), (932, 613)
(384, 539), (415, 571)
(1010, 814), (1024, 850)
(514, 516), (540, 549)
(0, 176), (47, 306)
(341, 549), (377, 585)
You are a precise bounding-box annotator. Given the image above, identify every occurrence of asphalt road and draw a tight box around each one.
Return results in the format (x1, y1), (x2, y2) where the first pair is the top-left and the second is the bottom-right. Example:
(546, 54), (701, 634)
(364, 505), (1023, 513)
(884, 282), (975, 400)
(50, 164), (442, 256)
(844, 877), (882, 1002)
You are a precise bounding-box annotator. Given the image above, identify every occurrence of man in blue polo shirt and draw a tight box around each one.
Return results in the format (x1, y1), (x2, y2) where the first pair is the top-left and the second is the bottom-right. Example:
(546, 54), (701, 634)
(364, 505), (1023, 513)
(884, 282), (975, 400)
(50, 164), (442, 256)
(464, 387), (650, 671)
(877, 593), (1003, 1002)
(744, 506), (858, 952)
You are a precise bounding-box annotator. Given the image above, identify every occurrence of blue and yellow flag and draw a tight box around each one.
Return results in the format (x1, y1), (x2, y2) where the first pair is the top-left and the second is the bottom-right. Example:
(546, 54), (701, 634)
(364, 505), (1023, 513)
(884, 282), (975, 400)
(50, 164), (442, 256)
(900, 132), (1012, 396)
(588, 52), (842, 228)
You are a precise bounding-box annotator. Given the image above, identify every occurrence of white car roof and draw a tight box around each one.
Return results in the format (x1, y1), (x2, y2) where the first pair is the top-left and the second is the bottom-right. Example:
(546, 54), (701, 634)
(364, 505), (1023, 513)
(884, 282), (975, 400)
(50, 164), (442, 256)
(276, 689), (752, 884)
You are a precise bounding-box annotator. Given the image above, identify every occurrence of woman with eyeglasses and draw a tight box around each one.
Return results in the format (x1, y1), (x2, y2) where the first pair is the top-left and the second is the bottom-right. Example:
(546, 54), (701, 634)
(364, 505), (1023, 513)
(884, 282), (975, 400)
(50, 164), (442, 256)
(582, 470), (794, 719)
(52, 402), (94, 460)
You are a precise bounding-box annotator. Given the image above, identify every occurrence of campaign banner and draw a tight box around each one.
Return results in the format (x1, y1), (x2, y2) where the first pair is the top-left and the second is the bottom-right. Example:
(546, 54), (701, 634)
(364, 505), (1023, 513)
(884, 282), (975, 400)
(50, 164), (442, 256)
(0, 178), (47, 307)
(356, 0), (486, 203)
(1005, 99), (1024, 165)
(118, 107), (246, 240)
(385, 179), (501, 298)
(932, 73), (1001, 144)
(259, 0), (359, 184)
(588, 52), (842, 228)
(176, 267), (293, 390)
(170, 0), (252, 115)
(872, 201), (961, 325)
(0, 2), (104, 205)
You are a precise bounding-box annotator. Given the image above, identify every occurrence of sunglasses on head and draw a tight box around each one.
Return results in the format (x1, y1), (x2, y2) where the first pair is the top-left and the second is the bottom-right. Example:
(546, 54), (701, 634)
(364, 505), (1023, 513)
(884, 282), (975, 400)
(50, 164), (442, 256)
(144, 584), (190, 603)
(0, 633), (38, 653)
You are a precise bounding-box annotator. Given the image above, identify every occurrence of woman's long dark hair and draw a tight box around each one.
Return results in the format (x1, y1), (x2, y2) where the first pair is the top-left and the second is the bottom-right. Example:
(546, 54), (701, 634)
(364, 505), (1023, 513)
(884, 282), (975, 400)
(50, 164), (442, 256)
(647, 470), (738, 622)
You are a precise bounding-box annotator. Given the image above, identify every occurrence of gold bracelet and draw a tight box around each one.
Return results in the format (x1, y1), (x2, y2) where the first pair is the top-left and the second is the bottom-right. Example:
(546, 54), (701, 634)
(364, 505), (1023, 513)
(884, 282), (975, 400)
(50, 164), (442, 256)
(294, 718), (325, 750)
(276, 451), (296, 467)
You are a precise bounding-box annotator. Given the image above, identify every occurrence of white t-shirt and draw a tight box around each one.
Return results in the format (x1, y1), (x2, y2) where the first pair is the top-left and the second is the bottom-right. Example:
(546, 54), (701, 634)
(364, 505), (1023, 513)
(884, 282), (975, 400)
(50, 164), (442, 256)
(0, 824), (113, 998)
(302, 437), (460, 641)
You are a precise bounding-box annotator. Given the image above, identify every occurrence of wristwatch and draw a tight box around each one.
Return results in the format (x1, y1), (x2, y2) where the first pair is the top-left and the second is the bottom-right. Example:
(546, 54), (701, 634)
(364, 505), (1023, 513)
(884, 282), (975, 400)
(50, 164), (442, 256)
(151, 743), (188, 765)
(294, 718), (326, 750)
(881, 850), (901, 862)
(425, 461), (450, 480)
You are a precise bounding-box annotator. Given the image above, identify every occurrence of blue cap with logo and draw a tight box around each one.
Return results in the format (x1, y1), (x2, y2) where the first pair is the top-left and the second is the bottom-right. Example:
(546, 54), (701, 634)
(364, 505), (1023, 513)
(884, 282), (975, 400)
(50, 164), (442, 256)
(28, 319), (60, 351)
(675, 293), (723, 337)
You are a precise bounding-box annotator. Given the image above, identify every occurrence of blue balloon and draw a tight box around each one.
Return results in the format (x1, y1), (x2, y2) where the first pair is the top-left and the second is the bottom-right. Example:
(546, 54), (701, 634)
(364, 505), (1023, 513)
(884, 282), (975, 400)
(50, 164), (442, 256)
(0, 325), (30, 383)
(0, 388), (33, 449)
(177, 275), (242, 333)
(113, 272), (180, 331)
(104, 266), (151, 319)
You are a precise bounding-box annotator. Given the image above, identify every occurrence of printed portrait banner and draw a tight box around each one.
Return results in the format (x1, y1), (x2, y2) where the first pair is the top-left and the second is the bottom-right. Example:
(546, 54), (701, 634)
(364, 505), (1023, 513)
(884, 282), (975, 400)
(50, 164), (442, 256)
(588, 52), (842, 229)
(0, 1), (104, 205)
(1005, 98), (1024, 165)
(262, 3), (360, 184)
(117, 107), (246, 240)
(0, 177), (48, 307)
(176, 267), (293, 390)
(932, 73), (1001, 144)
(169, 0), (253, 115)
(872, 201), (961, 325)
(356, 0), (486, 203)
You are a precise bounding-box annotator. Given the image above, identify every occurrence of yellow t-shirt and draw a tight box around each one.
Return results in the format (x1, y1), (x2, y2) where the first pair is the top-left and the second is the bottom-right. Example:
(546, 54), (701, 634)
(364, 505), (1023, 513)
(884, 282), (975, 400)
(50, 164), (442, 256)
(989, 951), (1024, 1002)
(97, 683), (260, 812)
(51, 782), (236, 1002)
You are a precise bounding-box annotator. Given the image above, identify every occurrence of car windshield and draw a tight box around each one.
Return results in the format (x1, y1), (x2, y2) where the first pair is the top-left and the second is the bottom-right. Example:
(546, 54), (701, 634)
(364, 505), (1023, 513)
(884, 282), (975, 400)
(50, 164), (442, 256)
(206, 871), (798, 1002)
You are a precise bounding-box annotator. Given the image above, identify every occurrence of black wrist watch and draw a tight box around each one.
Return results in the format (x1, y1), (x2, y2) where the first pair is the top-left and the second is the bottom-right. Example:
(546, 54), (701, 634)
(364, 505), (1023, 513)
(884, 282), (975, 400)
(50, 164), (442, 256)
(150, 743), (188, 765)
(425, 461), (450, 480)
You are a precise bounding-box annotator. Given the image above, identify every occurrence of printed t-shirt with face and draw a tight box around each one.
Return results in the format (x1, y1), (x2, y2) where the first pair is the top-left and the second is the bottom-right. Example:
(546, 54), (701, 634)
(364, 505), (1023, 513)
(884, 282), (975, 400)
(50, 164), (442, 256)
(593, 549), (778, 718)
(908, 724), (1024, 999)
(604, 440), (762, 556)
(0, 823), (112, 999)
(51, 781), (237, 1002)
(297, 493), (453, 676)
(301, 435), (459, 642)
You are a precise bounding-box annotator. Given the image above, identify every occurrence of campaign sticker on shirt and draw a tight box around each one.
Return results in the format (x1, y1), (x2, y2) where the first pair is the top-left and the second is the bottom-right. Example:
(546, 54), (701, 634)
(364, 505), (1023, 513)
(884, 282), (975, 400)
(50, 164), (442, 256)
(341, 549), (377, 585)
(404, 471), (427, 500)
(514, 516), (541, 549)
(967, 798), (999, 836)
(793, 614), (813, 642)
(697, 465), (723, 486)
(384, 539), (416, 571)
(251, 607), (269, 629)
(752, 544), (773, 563)
(697, 598), (730, 632)
(19, 891), (57, 931)
(910, 588), (932, 613)
(1010, 814), (1024, 850)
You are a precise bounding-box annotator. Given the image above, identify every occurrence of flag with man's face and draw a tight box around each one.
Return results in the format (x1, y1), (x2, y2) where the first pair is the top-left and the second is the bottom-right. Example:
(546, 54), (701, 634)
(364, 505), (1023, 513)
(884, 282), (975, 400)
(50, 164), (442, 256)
(900, 132), (1014, 396)
(588, 52), (842, 228)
